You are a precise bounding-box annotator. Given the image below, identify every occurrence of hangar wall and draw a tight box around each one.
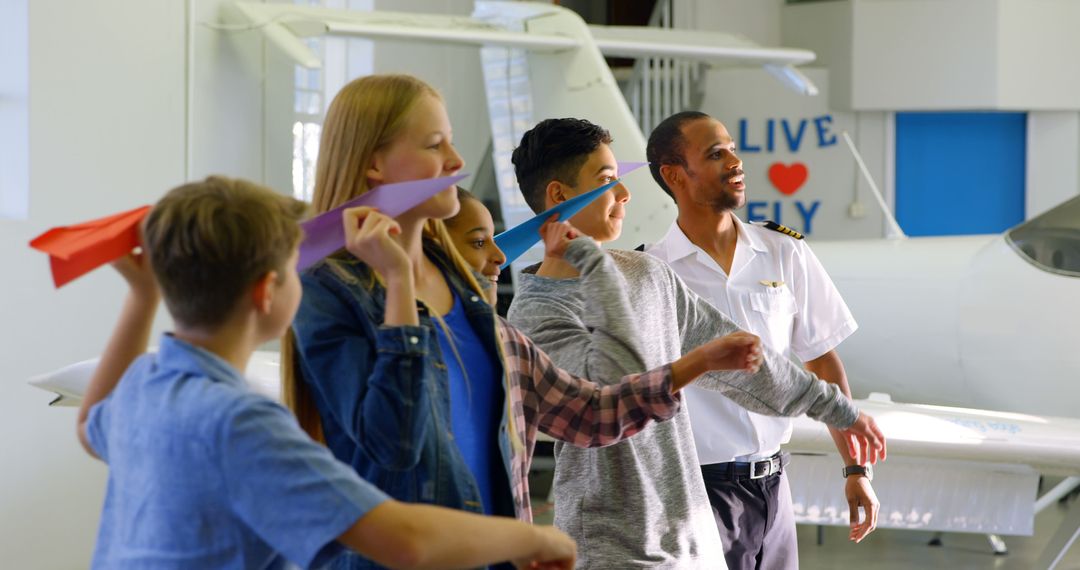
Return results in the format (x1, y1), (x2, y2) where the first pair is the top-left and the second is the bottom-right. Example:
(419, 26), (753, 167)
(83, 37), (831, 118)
(3, 1), (1079, 568)
(3, 2), (186, 568)
(677, 0), (1080, 236)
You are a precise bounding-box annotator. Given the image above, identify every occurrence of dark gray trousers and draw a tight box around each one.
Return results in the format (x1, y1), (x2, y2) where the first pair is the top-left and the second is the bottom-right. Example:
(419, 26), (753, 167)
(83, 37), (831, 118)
(700, 461), (798, 570)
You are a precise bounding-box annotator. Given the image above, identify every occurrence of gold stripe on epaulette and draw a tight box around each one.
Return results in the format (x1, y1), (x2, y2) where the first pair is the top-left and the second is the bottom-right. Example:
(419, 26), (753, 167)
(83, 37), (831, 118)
(762, 220), (804, 240)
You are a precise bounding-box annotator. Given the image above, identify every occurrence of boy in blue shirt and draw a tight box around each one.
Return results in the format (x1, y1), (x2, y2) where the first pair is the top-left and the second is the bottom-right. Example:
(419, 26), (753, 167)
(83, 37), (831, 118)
(75, 176), (576, 569)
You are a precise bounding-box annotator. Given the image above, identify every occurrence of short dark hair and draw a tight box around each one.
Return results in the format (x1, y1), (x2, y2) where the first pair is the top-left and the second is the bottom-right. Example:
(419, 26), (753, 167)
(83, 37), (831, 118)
(143, 176), (308, 330)
(512, 118), (613, 214)
(646, 111), (710, 201)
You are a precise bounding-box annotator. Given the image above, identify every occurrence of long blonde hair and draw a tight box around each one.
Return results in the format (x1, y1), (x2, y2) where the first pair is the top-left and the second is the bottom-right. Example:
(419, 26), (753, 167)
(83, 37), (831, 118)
(283, 74), (488, 442)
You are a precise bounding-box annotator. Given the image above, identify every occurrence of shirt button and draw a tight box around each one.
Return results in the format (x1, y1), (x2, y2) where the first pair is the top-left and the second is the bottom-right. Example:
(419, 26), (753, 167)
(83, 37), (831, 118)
(409, 336), (419, 345)
(470, 295), (480, 302)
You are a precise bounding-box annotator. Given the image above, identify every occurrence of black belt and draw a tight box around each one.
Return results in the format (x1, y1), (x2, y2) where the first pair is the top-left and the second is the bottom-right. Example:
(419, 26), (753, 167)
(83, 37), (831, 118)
(702, 452), (788, 481)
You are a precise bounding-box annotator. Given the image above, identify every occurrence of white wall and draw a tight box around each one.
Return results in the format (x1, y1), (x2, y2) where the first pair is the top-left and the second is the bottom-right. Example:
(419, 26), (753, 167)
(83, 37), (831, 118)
(673, 0), (783, 46)
(782, 0), (853, 113)
(850, 0), (1000, 111)
(1027, 112), (1080, 219)
(1, 1), (275, 567)
(1, 2), (184, 566)
(997, 0), (1080, 110)
(782, 0), (1080, 224)
(803, 0), (1080, 112)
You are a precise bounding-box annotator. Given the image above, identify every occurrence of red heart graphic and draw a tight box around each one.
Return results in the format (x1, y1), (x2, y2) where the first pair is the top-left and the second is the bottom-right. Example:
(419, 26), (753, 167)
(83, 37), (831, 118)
(768, 162), (808, 195)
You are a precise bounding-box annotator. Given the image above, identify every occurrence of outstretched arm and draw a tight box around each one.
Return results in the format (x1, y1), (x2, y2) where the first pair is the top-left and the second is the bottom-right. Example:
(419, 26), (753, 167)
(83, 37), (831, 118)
(341, 502), (576, 570)
(669, 265), (885, 461)
(222, 396), (576, 570)
(506, 318), (761, 448)
(77, 252), (160, 458)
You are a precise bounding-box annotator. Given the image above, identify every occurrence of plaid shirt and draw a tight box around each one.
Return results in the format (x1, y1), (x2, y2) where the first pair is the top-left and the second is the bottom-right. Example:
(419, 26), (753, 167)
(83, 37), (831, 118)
(494, 317), (681, 521)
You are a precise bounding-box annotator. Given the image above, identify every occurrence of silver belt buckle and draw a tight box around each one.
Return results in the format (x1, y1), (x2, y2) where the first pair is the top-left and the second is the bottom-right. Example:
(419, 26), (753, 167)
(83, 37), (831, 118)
(750, 456), (779, 480)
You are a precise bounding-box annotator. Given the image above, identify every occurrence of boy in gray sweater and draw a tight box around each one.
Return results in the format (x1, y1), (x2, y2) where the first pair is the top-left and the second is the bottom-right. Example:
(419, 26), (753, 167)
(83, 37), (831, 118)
(507, 119), (885, 569)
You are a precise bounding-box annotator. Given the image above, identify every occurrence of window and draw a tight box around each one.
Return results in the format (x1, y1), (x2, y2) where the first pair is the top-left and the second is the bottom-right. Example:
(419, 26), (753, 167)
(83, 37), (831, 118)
(291, 1), (325, 202)
(1, 0), (29, 220)
(289, 0), (374, 202)
(1007, 194), (1080, 277)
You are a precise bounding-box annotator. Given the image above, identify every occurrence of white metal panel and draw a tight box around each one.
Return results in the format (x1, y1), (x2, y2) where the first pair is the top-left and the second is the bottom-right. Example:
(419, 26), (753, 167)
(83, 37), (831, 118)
(588, 25), (814, 65)
(788, 453), (1037, 535)
(814, 234), (1080, 418)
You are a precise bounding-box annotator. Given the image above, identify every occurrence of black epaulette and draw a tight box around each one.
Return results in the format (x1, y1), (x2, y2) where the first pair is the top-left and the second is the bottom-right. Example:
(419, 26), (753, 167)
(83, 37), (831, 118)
(760, 220), (804, 240)
(634, 243), (646, 252)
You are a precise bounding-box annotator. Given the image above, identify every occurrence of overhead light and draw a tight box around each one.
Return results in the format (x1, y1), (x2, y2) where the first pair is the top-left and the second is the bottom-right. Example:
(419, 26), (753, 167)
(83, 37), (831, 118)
(764, 63), (819, 96)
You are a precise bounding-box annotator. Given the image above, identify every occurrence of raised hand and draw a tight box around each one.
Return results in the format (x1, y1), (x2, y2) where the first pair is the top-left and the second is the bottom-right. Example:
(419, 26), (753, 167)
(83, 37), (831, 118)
(840, 412), (887, 466)
(111, 248), (159, 301)
(342, 206), (411, 280)
(539, 214), (580, 261)
(513, 525), (577, 570)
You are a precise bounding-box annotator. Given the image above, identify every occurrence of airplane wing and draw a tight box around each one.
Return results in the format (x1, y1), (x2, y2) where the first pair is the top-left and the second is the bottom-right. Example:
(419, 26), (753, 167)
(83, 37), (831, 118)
(587, 25), (813, 65)
(29, 205), (150, 288)
(785, 392), (1080, 547)
(790, 393), (1080, 475)
(29, 350), (283, 405)
(222, 2), (817, 93)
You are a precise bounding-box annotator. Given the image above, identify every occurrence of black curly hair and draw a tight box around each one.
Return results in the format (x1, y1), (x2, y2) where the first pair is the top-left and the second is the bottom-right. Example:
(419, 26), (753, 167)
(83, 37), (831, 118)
(511, 118), (613, 214)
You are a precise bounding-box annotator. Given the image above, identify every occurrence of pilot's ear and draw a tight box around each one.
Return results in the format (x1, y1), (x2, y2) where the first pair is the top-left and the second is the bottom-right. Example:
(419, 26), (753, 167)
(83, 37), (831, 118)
(659, 163), (681, 191)
(545, 180), (569, 208)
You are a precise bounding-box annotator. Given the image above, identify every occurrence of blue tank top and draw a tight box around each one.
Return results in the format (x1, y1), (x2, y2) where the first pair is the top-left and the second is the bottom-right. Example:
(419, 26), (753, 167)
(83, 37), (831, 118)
(432, 291), (503, 515)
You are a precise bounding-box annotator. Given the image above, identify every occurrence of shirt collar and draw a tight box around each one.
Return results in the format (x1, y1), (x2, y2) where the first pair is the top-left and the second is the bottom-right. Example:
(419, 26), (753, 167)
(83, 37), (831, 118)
(732, 215), (770, 254)
(655, 213), (768, 262)
(157, 334), (247, 388)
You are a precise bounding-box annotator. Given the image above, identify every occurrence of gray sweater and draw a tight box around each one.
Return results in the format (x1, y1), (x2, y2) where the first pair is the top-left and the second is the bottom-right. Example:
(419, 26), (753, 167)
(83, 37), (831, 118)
(508, 238), (858, 569)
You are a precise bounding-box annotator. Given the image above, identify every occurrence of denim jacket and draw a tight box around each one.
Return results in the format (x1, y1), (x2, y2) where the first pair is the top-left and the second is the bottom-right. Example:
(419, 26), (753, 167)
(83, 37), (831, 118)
(293, 240), (687, 569)
(291, 243), (514, 568)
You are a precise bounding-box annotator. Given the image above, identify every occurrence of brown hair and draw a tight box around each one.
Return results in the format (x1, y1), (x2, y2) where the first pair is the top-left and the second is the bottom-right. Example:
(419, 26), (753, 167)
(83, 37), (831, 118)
(143, 176), (306, 330)
(282, 74), (488, 442)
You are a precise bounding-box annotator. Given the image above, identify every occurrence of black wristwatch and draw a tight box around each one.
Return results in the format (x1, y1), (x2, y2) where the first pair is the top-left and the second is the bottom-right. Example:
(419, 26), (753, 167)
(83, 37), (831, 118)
(842, 464), (873, 481)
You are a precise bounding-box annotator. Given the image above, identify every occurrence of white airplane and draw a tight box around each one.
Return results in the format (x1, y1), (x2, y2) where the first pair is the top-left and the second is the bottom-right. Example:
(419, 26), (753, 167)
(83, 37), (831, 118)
(28, 1), (1080, 567)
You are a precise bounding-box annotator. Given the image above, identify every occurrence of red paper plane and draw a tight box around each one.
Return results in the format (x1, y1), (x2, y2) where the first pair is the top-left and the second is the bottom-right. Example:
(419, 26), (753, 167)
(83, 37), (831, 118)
(29, 205), (151, 288)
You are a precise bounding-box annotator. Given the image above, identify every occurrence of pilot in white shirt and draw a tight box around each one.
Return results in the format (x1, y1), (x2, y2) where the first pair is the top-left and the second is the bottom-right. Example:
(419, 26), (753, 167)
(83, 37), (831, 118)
(645, 111), (878, 570)
(649, 216), (857, 468)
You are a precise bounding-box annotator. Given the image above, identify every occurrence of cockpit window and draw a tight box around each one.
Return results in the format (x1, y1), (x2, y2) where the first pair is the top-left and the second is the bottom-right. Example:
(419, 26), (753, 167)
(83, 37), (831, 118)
(1006, 194), (1080, 277)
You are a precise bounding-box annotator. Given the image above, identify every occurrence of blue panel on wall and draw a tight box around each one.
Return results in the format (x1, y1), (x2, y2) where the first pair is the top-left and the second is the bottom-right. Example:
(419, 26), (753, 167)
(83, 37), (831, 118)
(895, 112), (1026, 236)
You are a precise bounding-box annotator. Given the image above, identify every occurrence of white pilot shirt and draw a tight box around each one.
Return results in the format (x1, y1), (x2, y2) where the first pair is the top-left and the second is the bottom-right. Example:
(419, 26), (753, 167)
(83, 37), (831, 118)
(647, 216), (857, 464)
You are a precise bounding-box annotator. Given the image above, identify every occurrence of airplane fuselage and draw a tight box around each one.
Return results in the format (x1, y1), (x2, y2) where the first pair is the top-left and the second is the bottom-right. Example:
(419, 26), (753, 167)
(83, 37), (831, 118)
(813, 234), (1080, 418)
